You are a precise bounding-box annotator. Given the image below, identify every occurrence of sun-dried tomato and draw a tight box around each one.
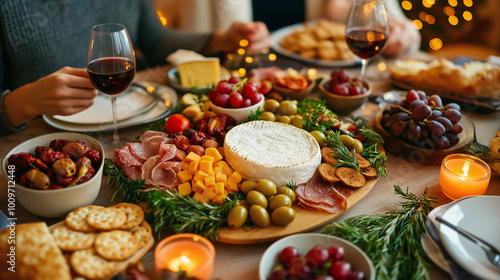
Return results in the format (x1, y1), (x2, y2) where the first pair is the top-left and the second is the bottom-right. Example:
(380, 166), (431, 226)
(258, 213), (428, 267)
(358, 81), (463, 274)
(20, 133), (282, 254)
(8, 152), (35, 168)
(76, 140), (88, 147)
(34, 146), (51, 158)
(41, 150), (70, 163)
(55, 174), (74, 187)
(34, 158), (49, 171)
(216, 130), (227, 146)
(79, 166), (96, 183)
(49, 139), (71, 151)
(208, 117), (226, 135)
(173, 135), (190, 151)
(219, 114), (236, 126)
(19, 172), (28, 186)
(195, 119), (208, 133)
(83, 149), (101, 166)
(191, 131), (207, 145)
(47, 183), (64, 190)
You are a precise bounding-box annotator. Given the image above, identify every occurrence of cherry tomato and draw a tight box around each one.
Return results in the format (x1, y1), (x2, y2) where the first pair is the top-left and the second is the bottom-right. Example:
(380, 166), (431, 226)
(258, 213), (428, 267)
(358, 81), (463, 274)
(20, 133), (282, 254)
(165, 114), (191, 134)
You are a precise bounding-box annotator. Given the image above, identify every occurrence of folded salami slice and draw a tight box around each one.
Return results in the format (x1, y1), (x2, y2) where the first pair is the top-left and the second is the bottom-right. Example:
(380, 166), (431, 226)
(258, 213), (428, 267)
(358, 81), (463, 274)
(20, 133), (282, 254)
(296, 173), (348, 214)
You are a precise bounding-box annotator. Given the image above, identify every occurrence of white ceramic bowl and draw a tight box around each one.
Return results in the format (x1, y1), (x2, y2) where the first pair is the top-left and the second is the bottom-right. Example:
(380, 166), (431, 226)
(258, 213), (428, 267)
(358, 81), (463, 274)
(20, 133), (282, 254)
(209, 94), (265, 123)
(259, 233), (375, 280)
(2, 132), (104, 218)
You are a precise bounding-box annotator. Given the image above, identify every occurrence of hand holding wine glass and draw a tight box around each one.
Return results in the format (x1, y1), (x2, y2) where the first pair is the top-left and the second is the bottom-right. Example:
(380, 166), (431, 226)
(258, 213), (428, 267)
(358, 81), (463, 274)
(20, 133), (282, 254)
(87, 23), (135, 153)
(345, 0), (389, 81)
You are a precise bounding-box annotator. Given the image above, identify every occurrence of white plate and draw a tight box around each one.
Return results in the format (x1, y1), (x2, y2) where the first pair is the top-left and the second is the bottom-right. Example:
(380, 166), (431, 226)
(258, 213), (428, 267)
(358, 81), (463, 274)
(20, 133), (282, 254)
(439, 196), (500, 279)
(166, 66), (231, 93)
(53, 86), (156, 124)
(270, 22), (361, 67)
(420, 233), (451, 274)
(258, 233), (374, 280)
(43, 85), (177, 132)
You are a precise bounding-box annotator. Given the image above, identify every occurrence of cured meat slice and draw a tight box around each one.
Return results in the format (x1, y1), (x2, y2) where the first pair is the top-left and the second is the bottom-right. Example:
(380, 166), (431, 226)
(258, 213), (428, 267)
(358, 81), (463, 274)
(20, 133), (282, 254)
(296, 173), (348, 214)
(127, 142), (147, 161)
(141, 155), (161, 184)
(113, 145), (143, 168)
(124, 166), (142, 181)
(151, 161), (178, 187)
(158, 144), (177, 161)
(174, 149), (187, 161)
(143, 136), (170, 158)
(334, 184), (353, 198)
(139, 131), (170, 142)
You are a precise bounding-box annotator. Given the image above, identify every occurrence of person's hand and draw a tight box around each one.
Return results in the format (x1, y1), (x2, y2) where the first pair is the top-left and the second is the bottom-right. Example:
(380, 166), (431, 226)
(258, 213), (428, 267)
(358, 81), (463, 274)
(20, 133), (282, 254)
(3, 67), (98, 127)
(383, 18), (420, 57)
(204, 21), (270, 54)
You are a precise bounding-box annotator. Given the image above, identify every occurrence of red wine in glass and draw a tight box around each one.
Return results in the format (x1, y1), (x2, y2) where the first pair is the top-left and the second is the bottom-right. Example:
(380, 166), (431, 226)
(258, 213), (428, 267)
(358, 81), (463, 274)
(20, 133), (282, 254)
(346, 28), (388, 59)
(88, 57), (135, 95)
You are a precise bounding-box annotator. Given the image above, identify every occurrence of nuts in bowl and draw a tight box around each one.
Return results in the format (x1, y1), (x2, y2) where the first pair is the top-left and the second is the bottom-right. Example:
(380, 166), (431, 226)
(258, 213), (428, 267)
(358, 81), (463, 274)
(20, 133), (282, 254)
(2, 132), (104, 218)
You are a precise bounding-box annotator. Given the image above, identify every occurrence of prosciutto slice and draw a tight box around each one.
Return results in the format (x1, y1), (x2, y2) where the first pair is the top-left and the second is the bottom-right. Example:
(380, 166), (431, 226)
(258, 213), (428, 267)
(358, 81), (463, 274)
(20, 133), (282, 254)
(296, 173), (348, 214)
(151, 161), (178, 187)
(127, 142), (148, 161)
(158, 144), (177, 161)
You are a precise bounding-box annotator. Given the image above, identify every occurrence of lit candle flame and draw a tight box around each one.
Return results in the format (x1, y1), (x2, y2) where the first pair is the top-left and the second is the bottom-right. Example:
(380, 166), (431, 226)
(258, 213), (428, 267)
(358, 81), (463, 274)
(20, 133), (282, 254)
(462, 160), (471, 177)
(168, 255), (193, 272)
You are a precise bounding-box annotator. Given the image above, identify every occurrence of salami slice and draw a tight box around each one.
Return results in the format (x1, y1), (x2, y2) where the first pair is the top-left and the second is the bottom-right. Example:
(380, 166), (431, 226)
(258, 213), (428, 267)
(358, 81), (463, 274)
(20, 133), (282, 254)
(296, 173), (348, 214)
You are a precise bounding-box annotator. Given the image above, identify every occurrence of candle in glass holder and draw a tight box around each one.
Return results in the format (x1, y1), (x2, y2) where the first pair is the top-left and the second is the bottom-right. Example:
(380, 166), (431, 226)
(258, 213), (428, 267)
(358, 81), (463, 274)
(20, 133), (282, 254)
(439, 154), (491, 200)
(155, 233), (215, 280)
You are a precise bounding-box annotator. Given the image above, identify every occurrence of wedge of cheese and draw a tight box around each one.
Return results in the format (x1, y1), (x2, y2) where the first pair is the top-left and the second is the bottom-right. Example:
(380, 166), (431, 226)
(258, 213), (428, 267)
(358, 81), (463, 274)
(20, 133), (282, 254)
(224, 121), (321, 186)
(177, 58), (221, 88)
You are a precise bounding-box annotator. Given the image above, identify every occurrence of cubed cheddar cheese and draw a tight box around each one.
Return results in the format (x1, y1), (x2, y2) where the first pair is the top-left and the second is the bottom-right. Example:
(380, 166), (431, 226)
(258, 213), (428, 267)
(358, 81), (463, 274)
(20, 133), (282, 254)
(200, 155), (214, 164)
(215, 172), (227, 184)
(203, 187), (218, 200)
(213, 161), (233, 176)
(185, 152), (201, 163)
(192, 180), (206, 193)
(181, 160), (191, 171)
(212, 193), (226, 204)
(193, 170), (210, 182)
(199, 160), (213, 174)
(177, 170), (193, 183)
(193, 192), (208, 204)
(178, 182), (191, 196)
(214, 182), (225, 194)
(188, 160), (200, 176)
(213, 167), (223, 175)
(205, 177), (216, 189)
(228, 171), (242, 184)
(205, 148), (222, 162)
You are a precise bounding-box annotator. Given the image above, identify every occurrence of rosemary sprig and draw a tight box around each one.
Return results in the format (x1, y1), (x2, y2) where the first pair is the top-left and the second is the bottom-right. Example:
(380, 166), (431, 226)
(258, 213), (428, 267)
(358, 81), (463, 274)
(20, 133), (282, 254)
(285, 181), (297, 191)
(147, 189), (243, 241)
(324, 130), (360, 172)
(359, 127), (384, 146)
(297, 99), (335, 132)
(361, 144), (387, 178)
(247, 107), (263, 122)
(104, 159), (146, 204)
(323, 185), (436, 280)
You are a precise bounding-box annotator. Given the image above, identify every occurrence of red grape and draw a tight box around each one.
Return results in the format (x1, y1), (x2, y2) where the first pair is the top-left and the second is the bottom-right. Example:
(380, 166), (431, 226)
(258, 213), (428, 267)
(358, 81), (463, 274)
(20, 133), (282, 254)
(412, 104), (432, 121)
(228, 76), (240, 84)
(450, 122), (463, 134)
(444, 103), (460, 111)
(268, 270), (288, 280)
(391, 120), (406, 137)
(406, 90), (420, 103)
(332, 84), (349, 96)
(327, 246), (345, 262)
(316, 276), (335, 280)
(208, 89), (221, 102)
(432, 134), (451, 149)
(427, 120), (445, 136)
(388, 112), (410, 127)
(329, 261), (352, 280)
(349, 86), (362, 95)
(228, 92), (243, 108)
(416, 90), (426, 100)
(336, 70), (350, 84)
(214, 94), (229, 107)
(407, 124), (422, 142)
(242, 83), (258, 99)
(409, 100), (425, 110)
(306, 245), (330, 267)
(217, 81), (233, 94)
(444, 109), (461, 123)
(289, 260), (312, 279)
(428, 94), (443, 107)
(447, 132), (460, 145)
(241, 98), (252, 108)
(348, 271), (365, 280)
(279, 247), (299, 264)
(435, 117), (452, 132)
(250, 93), (262, 105)
(429, 110), (443, 120)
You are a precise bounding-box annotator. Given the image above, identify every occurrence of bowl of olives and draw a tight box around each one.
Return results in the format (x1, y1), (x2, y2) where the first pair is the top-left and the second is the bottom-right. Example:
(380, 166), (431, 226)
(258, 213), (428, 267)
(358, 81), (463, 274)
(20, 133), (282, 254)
(259, 233), (374, 280)
(2, 132), (104, 218)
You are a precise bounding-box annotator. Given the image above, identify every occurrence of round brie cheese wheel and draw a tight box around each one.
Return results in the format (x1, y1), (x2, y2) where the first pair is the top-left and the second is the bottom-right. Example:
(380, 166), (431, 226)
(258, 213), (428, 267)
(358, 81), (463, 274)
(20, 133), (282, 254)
(224, 121), (321, 186)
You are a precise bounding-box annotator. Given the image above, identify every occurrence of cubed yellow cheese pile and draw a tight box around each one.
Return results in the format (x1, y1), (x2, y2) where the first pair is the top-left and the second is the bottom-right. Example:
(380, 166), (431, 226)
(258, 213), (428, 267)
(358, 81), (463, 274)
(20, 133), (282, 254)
(177, 148), (242, 204)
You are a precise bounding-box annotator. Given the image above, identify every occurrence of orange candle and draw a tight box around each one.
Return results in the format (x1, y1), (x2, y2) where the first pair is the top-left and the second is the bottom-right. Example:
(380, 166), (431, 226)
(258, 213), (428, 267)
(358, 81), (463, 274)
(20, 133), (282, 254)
(155, 233), (215, 280)
(439, 154), (491, 200)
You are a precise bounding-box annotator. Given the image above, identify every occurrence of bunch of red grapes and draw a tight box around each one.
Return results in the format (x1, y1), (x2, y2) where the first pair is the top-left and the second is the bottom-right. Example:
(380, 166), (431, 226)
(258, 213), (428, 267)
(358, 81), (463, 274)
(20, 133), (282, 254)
(329, 70), (368, 96)
(209, 76), (265, 109)
(381, 90), (463, 149)
(268, 245), (365, 280)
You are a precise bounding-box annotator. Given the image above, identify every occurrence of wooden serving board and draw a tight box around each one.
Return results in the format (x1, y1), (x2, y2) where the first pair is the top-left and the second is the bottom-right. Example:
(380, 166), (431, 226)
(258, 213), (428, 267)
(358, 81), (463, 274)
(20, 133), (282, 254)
(49, 221), (154, 280)
(373, 109), (474, 166)
(218, 152), (382, 245)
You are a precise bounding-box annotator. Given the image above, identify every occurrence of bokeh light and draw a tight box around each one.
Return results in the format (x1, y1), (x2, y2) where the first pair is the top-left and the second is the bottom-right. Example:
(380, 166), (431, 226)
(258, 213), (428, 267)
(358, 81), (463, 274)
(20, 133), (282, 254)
(443, 6), (455, 16)
(423, 0), (435, 8)
(463, 0), (473, 7)
(419, 11), (427, 21)
(448, 15), (459, 25)
(426, 15), (436, 24)
(237, 48), (245, 55)
(402, 1), (412, 10)
(245, 56), (253, 63)
(429, 38), (443, 50)
(268, 53), (277, 61)
(239, 39), (249, 47)
(413, 19), (423, 30)
(463, 11), (473, 21)
(448, 0), (458, 7)
(157, 11), (167, 26)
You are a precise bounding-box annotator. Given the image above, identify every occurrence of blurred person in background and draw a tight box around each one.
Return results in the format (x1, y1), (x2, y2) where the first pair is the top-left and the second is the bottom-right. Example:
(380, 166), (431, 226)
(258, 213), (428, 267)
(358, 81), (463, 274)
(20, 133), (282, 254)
(0, 0), (270, 135)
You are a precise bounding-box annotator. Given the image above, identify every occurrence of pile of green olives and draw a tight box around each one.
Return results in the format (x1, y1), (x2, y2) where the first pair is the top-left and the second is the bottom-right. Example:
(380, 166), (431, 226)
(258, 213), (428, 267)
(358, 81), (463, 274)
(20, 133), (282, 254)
(227, 179), (296, 228)
(260, 99), (304, 128)
(309, 130), (363, 152)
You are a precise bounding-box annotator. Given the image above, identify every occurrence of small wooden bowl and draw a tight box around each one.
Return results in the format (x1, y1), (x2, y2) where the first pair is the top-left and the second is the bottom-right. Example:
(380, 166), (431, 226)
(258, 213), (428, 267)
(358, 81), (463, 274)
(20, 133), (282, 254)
(271, 78), (315, 101)
(319, 79), (372, 116)
(373, 109), (474, 165)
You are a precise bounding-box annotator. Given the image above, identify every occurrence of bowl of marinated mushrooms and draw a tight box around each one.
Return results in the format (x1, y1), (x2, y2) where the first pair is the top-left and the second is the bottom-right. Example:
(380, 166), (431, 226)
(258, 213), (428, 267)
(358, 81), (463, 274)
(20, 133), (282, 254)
(2, 132), (104, 218)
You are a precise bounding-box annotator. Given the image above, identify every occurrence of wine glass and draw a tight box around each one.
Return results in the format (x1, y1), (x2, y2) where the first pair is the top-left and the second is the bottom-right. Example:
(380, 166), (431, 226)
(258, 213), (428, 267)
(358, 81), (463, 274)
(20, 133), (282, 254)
(345, 0), (389, 81)
(87, 23), (135, 153)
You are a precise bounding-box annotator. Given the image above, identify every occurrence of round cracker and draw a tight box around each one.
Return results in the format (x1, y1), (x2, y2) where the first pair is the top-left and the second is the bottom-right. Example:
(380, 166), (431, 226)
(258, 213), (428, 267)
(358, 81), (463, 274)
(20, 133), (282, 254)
(71, 248), (119, 280)
(130, 221), (152, 248)
(65, 205), (104, 232)
(94, 230), (139, 261)
(52, 224), (96, 251)
(86, 208), (127, 230)
(110, 203), (145, 230)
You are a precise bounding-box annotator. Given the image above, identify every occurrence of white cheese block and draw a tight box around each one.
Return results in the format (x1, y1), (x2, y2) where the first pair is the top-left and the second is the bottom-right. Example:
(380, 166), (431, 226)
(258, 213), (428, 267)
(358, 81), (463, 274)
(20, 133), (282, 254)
(224, 121), (321, 186)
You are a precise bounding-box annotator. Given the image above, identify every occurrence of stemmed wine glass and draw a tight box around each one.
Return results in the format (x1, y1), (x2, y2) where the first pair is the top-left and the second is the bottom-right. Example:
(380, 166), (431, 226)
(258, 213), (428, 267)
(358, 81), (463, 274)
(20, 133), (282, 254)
(345, 0), (389, 81)
(87, 23), (136, 153)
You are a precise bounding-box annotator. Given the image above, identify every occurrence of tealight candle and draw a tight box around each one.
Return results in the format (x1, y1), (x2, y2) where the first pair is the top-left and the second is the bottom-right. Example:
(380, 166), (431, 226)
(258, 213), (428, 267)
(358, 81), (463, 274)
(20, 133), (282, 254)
(439, 154), (491, 200)
(155, 233), (215, 280)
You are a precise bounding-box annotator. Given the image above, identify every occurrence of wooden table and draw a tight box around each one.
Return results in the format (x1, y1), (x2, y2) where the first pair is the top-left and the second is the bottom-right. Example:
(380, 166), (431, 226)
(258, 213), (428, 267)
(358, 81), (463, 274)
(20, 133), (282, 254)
(1, 56), (499, 280)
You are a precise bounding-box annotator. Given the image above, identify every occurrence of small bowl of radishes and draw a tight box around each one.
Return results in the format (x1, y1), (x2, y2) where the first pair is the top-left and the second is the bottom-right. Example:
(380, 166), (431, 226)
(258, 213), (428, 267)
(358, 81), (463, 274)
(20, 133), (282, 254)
(320, 69), (372, 116)
(209, 76), (265, 123)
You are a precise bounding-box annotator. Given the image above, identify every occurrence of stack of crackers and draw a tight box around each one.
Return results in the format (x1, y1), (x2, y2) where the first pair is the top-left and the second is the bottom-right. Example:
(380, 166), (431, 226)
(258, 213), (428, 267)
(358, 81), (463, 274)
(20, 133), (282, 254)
(279, 19), (355, 61)
(0, 203), (153, 280)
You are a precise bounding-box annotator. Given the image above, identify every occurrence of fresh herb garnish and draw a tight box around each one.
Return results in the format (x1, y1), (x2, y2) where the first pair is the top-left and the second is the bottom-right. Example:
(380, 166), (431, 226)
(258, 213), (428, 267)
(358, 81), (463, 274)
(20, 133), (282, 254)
(147, 189), (243, 241)
(323, 185), (435, 280)
(361, 144), (387, 178)
(324, 130), (360, 172)
(359, 126), (384, 146)
(247, 107), (263, 122)
(104, 159), (146, 204)
(297, 99), (336, 132)
(189, 85), (214, 105)
(285, 181), (297, 191)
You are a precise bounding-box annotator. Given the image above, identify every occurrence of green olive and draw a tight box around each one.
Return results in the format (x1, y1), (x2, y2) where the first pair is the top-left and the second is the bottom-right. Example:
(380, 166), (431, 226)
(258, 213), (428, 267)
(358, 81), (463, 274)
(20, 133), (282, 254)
(246, 190), (268, 208)
(310, 131), (326, 147)
(291, 116), (303, 129)
(236, 200), (250, 209)
(277, 115), (291, 124)
(271, 206), (296, 226)
(263, 99), (280, 113)
(339, 134), (354, 149)
(255, 179), (277, 197)
(249, 205), (270, 228)
(260, 112), (276, 122)
(277, 187), (296, 203)
(227, 205), (248, 229)
(352, 139), (364, 153)
(269, 194), (292, 211)
(278, 100), (297, 115)
(240, 180), (257, 195)
(267, 195), (275, 205)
